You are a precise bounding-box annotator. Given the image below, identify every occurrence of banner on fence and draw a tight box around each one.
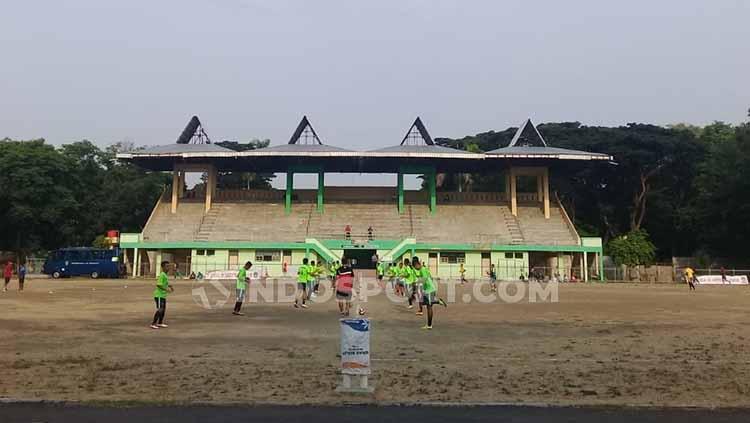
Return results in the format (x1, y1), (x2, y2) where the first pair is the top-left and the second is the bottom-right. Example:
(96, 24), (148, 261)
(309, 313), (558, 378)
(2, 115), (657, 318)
(696, 275), (749, 285)
(205, 268), (267, 281)
(340, 318), (371, 375)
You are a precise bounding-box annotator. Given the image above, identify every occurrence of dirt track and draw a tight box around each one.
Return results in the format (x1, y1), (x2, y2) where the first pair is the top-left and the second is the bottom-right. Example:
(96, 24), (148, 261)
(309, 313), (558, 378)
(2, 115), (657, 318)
(1, 277), (749, 407)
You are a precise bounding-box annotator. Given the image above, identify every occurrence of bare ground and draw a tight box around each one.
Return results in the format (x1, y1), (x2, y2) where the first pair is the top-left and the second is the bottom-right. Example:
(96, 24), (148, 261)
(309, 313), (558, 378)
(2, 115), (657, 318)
(1, 277), (749, 407)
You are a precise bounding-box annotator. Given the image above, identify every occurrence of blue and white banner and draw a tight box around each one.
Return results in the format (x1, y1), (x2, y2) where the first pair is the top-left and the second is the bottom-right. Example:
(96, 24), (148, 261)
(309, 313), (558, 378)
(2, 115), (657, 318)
(340, 318), (371, 375)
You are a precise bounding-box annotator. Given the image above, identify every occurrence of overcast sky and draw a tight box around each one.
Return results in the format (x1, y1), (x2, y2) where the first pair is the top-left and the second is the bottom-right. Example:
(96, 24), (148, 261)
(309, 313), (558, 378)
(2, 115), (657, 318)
(2, 0), (748, 186)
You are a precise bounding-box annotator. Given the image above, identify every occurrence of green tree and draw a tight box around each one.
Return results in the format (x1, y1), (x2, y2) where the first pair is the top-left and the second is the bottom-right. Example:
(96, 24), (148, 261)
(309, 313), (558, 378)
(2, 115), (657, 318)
(606, 229), (656, 266)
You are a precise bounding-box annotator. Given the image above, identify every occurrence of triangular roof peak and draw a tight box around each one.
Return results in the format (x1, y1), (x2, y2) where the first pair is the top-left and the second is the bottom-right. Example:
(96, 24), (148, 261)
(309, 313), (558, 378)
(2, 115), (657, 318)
(288, 115), (323, 145)
(176, 115), (211, 144)
(400, 117), (434, 146)
(508, 118), (547, 147)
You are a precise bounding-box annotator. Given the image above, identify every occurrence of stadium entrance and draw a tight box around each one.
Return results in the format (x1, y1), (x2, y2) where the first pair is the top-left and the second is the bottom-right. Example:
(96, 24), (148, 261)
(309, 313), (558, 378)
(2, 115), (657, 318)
(343, 249), (377, 270)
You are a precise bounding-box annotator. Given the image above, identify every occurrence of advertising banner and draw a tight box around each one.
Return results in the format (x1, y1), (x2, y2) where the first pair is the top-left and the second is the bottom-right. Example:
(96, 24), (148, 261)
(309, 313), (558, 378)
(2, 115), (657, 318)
(340, 318), (371, 375)
(696, 275), (749, 285)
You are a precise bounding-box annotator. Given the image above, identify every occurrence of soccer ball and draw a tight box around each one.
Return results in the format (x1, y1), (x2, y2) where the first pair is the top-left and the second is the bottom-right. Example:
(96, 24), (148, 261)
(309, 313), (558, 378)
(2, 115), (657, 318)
(358, 306), (367, 316)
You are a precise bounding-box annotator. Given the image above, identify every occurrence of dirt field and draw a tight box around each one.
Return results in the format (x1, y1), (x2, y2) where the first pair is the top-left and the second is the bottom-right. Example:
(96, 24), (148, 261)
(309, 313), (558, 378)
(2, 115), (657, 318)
(1, 277), (750, 407)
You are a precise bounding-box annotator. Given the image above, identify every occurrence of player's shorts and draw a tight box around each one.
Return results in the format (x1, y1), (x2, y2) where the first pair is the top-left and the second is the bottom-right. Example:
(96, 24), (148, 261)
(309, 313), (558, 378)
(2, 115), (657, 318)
(236, 288), (246, 302)
(396, 278), (405, 287)
(421, 292), (437, 306)
(297, 282), (306, 291)
(336, 290), (352, 301)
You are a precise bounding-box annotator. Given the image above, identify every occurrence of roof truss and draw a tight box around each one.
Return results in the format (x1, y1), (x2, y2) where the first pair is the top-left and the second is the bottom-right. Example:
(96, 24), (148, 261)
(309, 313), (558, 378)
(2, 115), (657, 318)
(400, 117), (434, 146)
(288, 116), (323, 145)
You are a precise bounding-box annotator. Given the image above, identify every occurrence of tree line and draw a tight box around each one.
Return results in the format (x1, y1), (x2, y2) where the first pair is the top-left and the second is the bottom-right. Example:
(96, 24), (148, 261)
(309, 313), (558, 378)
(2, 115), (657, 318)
(2, 114), (748, 264)
(435, 113), (750, 264)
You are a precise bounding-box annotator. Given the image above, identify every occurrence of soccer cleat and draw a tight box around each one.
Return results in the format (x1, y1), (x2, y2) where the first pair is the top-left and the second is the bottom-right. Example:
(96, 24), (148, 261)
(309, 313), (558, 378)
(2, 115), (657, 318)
(421, 325), (433, 330)
(149, 324), (159, 329)
(232, 311), (245, 316)
(157, 323), (168, 328)
(407, 305), (413, 309)
(294, 303), (300, 308)
(415, 311), (424, 316)
(301, 304), (309, 308)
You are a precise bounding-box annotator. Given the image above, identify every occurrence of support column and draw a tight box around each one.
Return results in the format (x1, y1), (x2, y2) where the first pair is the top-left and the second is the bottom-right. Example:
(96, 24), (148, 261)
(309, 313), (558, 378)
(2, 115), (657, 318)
(583, 252), (589, 282)
(317, 171), (324, 213)
(397, 172), (404, 214)
(133, 247), (140, 277)
(428, 169), (436, 214)
(285, 171), (293, 214)
(536, 173), (543, 204)
(205, 165), (216, 213)
(509, 167), (517, 216)
(599, 252), (605, 282)
(178, 171), (185, 198)
(171, 169), (179, 214)
(542, 167), (550, 219)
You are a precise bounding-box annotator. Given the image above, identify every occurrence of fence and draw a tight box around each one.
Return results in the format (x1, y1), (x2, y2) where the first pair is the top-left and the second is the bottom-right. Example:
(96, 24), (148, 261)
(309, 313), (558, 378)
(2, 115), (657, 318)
(134, 260), (588, 283)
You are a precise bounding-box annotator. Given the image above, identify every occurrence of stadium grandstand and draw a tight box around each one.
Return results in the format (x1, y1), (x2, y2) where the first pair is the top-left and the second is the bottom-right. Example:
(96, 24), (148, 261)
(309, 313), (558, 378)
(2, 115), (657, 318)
(117, 116), (611, 281)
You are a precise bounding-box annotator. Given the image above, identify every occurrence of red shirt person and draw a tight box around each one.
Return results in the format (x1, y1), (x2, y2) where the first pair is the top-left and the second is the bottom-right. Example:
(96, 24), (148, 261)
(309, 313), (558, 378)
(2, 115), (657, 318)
(3, 261), (13, 291)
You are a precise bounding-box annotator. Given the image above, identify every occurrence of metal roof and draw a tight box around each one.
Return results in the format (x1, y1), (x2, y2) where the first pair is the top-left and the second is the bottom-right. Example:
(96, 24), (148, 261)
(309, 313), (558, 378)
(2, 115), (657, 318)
(367, 144), (480, 158)
(134, 143), (234, 156)
(486, 146), (611, 160)
(241, 143), (356, 156)
(485, 118), (611, 161)
(116, 116), (613, 168)
(367, 117), (476, 158)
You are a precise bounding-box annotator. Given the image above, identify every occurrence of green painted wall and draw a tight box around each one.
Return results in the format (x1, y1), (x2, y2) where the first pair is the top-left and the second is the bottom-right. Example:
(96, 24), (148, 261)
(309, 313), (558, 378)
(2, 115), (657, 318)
(191, 248), (230, 274)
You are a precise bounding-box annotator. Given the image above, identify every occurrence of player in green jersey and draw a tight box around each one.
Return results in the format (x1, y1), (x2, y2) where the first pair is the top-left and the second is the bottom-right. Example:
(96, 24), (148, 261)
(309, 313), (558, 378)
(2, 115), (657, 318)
(150, 261), (174, 329)
(233, 261), (253, 316)
(294, 258), (310, 309)
(413, 257), (447, 330)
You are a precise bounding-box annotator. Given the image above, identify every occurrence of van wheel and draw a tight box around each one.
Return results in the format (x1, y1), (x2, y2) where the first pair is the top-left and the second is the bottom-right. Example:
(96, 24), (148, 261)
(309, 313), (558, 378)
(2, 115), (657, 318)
(52, 271), (61, 279)
(91, 272), (99, 279)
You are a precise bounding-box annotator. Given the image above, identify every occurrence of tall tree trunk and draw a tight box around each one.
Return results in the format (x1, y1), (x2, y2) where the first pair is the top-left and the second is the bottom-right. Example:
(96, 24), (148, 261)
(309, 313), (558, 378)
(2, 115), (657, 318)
(630, 166), (663, 231)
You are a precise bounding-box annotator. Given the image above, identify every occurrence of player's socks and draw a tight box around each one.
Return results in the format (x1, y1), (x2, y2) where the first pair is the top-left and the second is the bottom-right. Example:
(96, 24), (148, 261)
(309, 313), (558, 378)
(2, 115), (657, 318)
(438, 298), (448, 308)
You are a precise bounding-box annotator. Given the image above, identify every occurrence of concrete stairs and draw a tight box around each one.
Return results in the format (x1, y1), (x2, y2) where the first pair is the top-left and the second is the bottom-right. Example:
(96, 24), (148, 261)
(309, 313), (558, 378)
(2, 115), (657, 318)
(194, 205), (223, 242)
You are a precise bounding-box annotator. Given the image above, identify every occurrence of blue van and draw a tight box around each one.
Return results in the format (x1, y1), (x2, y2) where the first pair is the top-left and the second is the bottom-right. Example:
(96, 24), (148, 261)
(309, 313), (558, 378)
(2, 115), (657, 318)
(43, 247), (121, 279)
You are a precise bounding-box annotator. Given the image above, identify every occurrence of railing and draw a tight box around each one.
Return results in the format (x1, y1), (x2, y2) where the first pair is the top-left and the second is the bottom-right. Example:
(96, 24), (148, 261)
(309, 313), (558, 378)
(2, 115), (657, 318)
(215, 189), (284, 202)
(517, 192), (539, 203)
(437, 192), (507, 204)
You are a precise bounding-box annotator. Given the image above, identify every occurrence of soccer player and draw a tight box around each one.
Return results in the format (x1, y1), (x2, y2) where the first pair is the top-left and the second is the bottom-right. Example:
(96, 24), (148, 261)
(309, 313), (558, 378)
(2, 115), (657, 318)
(720, 267), (728, 284)
(233, 261), (253, 316)
(376, 261), (385, 286)
(459, 263), (467, 285)
(335, 258), (355, 316)
(150, 261), (174, 329)
(311, 260), (324, 297)
(386, 263), (397, 292)
(684, 266), (696, 291)
(295, 258), (310, 308)
(308, 260), (319, 299)
(393, 261), (405, 296)
(413, 257), (447, 330)
(487, 263), (498, 292)
(403, 258), (417, 309)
